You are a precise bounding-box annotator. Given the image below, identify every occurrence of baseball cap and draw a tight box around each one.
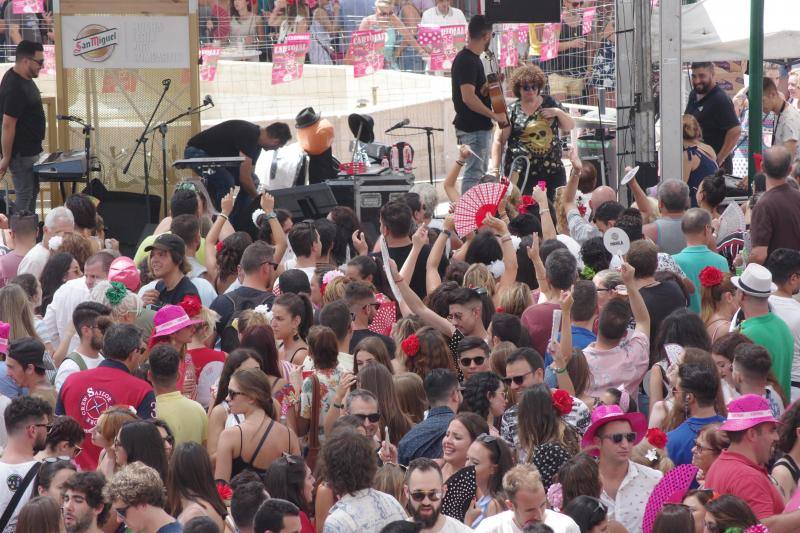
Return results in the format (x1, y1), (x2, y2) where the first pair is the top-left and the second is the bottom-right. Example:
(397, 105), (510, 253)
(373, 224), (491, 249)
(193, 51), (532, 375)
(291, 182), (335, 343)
(144, 233), (186, 258)
(8, 337), (46, 370)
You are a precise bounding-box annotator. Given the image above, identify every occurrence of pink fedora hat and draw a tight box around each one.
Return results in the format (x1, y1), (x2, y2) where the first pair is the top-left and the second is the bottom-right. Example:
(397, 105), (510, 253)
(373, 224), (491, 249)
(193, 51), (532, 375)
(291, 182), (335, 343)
(109, 256), (141, 292)
(0, 321), (9, 355)
(152, 305), (202, 338)
(720, 394), (778, 432)
(581, 404), (647, 453)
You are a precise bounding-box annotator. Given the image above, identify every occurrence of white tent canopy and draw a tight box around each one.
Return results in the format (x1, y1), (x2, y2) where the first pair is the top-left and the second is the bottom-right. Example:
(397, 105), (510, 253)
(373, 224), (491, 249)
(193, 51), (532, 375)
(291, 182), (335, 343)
(652, 0), (800, 62)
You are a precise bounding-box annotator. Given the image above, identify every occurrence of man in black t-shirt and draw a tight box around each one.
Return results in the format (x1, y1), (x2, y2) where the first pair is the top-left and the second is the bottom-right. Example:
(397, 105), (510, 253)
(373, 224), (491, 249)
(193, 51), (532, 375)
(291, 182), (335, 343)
(451, 15), (506, 194)
(141, 233), (199, 308)
(0, 40), (45, 213)
(184, 120), (291, 219)
(684, 62), (741, 174)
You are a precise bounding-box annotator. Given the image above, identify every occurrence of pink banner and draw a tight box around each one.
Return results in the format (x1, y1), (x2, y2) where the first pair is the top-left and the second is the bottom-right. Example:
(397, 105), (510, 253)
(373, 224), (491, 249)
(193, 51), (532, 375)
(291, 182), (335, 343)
(199, 46), (221, 82)
(499, 29), (518, 68)
(419, 24), (465, 71)
(41, 45), (54, 76)
(101, 71), (137, 94)
(515, 24), (529, 45)
(12, 0), (43, 14)
(349, 30), (385, 78)
(271, 34), (310, 85)
(582, 7), (596, 35)
(540, 23), (560, 61)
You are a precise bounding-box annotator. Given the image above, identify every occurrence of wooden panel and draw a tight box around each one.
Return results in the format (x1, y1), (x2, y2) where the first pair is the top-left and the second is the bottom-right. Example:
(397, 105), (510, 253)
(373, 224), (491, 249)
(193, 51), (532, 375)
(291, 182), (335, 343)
(59, 0), (188, 16)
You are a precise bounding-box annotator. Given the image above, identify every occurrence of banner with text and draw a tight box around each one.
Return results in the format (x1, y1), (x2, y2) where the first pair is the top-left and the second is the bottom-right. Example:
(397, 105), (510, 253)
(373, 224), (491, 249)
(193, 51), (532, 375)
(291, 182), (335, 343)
(349, 30), (386, 78)
(13, 0), (43, 14)
(200, 46), (221, 81)
(540, 23), (560, 61)
(418, 24), (466, 72)
(272, 33), (310, 84)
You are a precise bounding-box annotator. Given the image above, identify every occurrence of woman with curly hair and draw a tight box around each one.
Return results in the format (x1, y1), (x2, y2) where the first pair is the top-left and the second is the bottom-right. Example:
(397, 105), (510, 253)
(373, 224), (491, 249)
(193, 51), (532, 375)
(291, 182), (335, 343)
(328, 206), (363, 266)
(39, 252), (82, 315)
(460, 372), (506, 436)
(491, 64), (575, 199)
(402, 326), (455, 381)
(207, 231), (252, 295)
(579, 237), (612, 279)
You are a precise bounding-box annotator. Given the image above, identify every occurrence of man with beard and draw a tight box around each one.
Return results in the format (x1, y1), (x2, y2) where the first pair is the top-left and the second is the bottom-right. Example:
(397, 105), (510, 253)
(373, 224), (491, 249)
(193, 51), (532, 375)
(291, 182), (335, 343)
(0, 396), (52, 532)
(684, 62), (741, 173)
(6, 337), (56, 408)
(62, 471), (108, 533)
(345, 281), (396, 356)
(54, 302), (111, 392)
(404, 458), (472, 532)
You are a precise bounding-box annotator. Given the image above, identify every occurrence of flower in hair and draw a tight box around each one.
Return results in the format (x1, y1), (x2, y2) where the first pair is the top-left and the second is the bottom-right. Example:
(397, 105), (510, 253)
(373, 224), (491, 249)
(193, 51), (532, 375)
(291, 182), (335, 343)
(645, 448), (659, 463)
(251, 208), (266, 228)
(48, 235), (63, 252)
(495, 306), (504, 313)
(580, 265), (596, 280)
(105, 281), (128, 306)
(179, 294), (202, 318)
(551, 389), (573, 416)
(254, 304), (273, 323)
(547, 482), (563, 511)
(401, 334), (420, 358)
(742, 525), (770, 533)
(510, 235), (521, 251)
(518, 195), (535, 215)
(646, 427), (668, 449)
(699, 266), (724, 288)
(215, 241), (224, 253)
(321, 269), (344, 296)
(487, 259), (505, 279)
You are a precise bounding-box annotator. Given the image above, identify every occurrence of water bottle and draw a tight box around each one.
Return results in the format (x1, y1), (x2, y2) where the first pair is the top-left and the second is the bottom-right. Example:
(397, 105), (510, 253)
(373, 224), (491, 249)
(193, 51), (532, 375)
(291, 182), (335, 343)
(183, 353), (198, 400)
(390, 145), (400, 172)
(402, 144), (413, 173)
(380, 154), (390, 169)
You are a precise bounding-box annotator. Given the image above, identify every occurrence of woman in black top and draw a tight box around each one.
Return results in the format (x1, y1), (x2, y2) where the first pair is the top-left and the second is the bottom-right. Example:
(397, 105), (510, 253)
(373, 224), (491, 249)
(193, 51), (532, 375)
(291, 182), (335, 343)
(491, 64), (575, 200)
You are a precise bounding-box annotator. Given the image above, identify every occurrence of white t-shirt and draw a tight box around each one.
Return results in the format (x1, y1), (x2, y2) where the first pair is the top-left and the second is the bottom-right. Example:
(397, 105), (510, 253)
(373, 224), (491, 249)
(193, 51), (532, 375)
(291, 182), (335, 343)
(475, 510), (580, 533)
(773, 102), (800, 159)
(0, 460), (39, 533)
(16, 243), (49, 279)
(54, 351), (105, 392)
(420, 5), (467, 26)
(41, 277), (90, 353)
(769, 294), (800, 383)
(437, 515), (475, 532)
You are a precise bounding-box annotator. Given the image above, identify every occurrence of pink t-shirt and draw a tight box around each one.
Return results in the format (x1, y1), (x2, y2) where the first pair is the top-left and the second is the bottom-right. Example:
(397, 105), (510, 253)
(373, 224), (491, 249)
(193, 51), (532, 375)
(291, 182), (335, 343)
(0, 252), (24, 288)
(705, 450), (785, 520)
(583, 330), (649, 398)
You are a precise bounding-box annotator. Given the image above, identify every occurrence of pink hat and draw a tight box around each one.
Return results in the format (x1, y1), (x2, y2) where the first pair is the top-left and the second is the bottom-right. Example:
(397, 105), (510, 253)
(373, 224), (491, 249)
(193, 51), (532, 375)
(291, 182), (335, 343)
(580, 404), (647, 453)
(109, 256), (141, 292)
(720, 394), (778, 431)
(152, 305), (202, 338)
(0, 321), (9, 355)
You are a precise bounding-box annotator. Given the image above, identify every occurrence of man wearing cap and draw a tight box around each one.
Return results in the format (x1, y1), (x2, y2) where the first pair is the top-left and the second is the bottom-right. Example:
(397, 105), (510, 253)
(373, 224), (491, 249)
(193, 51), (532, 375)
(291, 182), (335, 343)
(140, 233), (201, 309)
(704, 394), (800, 529)
(6, 337), (56, 408)
(731, 263), (794, 397)
(57, 324), (155, 471)
(584, 404), (662, 533)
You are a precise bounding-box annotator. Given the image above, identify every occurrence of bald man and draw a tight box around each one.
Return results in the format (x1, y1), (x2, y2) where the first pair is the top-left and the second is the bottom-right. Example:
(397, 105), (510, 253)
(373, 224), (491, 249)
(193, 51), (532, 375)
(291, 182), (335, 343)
(643, 180), (690, 255)
(563, 153), (624, 243)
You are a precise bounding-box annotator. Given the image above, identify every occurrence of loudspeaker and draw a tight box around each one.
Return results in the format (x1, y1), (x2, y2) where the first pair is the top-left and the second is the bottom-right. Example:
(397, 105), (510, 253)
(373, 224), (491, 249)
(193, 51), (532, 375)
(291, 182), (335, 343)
(96, 190), (162, 258)
(484, 0), (560, 23)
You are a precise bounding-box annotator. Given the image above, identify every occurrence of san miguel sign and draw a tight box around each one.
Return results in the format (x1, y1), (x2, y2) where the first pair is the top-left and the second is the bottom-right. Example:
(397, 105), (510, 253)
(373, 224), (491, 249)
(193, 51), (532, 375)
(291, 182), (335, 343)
(72, 24), (119, 62)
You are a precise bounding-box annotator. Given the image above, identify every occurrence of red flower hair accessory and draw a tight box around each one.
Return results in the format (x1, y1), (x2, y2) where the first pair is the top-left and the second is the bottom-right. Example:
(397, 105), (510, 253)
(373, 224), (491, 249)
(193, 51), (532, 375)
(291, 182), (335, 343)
(216, 481), (232, 502)
(552, 389), (574, 416)
(699, 266), (724, 288)
(215, 241), (224, 253)
(179, 294), (202, 318)
(646, 427), (668, 449)
(517, 195), (535, 215)
(401, 334), (420, 358)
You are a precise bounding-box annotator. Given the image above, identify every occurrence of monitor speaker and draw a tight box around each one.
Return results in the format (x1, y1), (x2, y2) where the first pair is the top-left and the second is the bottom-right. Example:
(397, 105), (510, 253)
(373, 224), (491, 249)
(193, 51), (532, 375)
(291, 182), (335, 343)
(484, 0), (560, 23)
(96, 190), (162, 258)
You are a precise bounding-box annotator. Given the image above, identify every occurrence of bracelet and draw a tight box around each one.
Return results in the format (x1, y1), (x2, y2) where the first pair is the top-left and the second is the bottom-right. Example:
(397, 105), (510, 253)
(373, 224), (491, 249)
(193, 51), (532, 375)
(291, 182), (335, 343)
(455, 160), (465, 166)
(218, 213), (229, 221)
(442, 229), (452, 238)
(553, 366), (568, 374)
(501, 236), (512, 243)
(264, 212), (277, 221)
(333, 402), (344, 410)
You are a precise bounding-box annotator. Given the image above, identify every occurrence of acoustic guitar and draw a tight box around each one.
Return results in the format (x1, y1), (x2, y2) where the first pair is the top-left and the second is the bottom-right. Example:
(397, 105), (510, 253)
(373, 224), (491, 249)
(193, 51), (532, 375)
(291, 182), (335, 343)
(484, 50), (509, 128)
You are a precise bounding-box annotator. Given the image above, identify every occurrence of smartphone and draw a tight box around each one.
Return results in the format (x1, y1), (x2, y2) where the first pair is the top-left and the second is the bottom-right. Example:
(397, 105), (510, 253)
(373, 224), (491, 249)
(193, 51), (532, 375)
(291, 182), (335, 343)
(385, 426), (390, 444)
(351, 356), (358, 392)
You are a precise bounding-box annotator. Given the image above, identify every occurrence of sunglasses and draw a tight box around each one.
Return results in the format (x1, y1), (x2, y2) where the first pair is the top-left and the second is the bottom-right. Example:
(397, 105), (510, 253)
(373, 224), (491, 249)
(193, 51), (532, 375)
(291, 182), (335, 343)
(261, 260), (279, 269)
(692, 440), (714, 453)
(521, 84), (539, 92)
(410, 490), (443, 502)
(228, 389), (246, 399)
(502, 371), (532, 386)
(43, 456), (72, 463)
(601, 432), (637, 444)
(354, 412), (381, 423)
(115, 506), (129, 519)
(28, 57), (44, 66)
(361, 302), (381, 311)
(460, 355), (486, 367)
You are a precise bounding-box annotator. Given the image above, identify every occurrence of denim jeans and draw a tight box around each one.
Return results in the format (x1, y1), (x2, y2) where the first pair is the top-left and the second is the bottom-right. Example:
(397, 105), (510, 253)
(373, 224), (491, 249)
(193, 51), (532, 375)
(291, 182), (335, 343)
(10, 153), (40, 214)
(455, 128), (492, 194)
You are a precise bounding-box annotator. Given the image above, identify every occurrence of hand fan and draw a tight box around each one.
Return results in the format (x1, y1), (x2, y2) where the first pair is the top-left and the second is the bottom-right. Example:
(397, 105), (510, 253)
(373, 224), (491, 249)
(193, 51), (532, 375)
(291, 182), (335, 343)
(716, 201), (746, 245)
(453, 181), (509, 237)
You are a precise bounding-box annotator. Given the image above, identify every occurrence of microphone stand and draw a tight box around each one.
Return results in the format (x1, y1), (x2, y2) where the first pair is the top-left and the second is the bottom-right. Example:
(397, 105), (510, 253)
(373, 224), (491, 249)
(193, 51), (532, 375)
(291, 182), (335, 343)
(145, 100), (214, 218)
(397, 125), (444, 185)
(56, 115), (95, 197)
(123, 81), (171, 223)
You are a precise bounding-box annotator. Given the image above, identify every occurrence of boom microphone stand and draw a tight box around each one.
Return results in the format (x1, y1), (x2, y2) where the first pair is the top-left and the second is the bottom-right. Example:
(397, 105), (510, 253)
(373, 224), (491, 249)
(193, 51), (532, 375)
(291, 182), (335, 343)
(398, 124), (444, 185)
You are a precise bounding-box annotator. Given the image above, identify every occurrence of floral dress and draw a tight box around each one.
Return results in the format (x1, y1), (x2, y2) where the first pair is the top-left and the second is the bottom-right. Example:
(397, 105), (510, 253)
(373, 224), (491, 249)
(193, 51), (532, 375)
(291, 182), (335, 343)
(300, 367), (342, 442)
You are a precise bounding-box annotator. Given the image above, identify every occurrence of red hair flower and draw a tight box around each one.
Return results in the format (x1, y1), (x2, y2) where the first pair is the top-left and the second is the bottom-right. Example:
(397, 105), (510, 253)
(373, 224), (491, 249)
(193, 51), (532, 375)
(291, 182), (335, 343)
(179, 294), (202, 318)
(551, 389), (574, 416)
(518, 195), (535, 215)
(646, 427), (668, 449)
(401, 334), (420, 358)
(215, 241), (224, 253)
(699, 266), (724, 288)
(216, 481), (233, 502)
(496, 306), (504, 313)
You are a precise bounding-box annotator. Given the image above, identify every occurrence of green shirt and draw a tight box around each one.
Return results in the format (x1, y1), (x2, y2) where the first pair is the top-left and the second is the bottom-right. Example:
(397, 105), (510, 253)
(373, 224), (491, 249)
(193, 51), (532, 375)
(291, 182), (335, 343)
(741, 313), (794, 397)
(672, 245), (730, 313)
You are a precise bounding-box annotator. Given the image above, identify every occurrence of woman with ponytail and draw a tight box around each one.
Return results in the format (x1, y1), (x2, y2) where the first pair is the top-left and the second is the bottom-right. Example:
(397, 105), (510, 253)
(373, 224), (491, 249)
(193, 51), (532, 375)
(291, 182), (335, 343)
(699, 266), (737, 342)
(271, 292), (314, 366)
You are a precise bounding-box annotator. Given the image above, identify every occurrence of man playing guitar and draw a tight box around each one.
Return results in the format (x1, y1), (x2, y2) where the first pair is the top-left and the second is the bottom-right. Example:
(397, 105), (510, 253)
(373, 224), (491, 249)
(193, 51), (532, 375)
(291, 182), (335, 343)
(451, 15), (507, 194)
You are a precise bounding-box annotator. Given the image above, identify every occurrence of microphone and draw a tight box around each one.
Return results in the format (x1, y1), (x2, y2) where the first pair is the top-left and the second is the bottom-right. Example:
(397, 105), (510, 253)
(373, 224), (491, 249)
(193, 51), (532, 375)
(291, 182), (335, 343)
(56, 114), (76, 121)
(203, 95), (214, 106)
(385, 118), (410, 133)
(162, 78), (172, 88)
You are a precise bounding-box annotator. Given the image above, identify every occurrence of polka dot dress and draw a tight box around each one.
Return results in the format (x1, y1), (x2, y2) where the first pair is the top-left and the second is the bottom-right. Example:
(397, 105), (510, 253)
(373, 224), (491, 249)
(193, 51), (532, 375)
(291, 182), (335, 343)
(441, 464), (477, 522)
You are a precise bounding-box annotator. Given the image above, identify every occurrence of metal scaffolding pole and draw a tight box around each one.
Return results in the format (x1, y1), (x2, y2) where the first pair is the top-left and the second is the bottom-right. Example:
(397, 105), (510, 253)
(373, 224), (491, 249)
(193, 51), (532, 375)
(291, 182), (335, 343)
(659, 0), (682, 181)
(748, 0), (764, 177)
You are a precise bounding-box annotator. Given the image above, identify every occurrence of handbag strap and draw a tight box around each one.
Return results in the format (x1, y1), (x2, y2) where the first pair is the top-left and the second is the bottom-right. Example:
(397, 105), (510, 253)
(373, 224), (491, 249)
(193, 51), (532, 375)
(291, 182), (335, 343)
(308, 373), (321, 448)
(0, 462), (41, 532)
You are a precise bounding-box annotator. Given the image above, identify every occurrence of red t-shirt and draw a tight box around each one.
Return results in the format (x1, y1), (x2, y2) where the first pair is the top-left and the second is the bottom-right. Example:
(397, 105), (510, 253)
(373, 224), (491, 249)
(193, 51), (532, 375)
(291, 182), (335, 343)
(704, 449), (784, 519)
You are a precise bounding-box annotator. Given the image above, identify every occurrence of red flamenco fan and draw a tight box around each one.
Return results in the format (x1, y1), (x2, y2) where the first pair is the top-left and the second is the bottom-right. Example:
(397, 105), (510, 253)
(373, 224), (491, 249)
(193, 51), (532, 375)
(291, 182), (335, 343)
(453, 181), (509, 237)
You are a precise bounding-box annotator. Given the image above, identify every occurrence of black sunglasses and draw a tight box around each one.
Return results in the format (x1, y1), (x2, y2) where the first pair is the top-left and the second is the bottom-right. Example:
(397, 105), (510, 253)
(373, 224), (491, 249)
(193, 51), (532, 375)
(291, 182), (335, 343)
(228, 389), (246, 399)
(115, 506), (129, 519)
(460, 355), (486, 367)
(410, 490), (442, 502)
(353, 412), (381, 423)
(502, 371), (531, 386)
(29, 57), (44, 66)
(601, 432), (636, 444)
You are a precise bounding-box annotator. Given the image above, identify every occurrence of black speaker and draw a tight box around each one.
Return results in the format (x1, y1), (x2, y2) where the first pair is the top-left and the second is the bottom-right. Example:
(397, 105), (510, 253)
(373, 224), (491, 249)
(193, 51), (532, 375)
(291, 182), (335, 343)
(485, 0), (560, 23)
(96, 190), (162, 258)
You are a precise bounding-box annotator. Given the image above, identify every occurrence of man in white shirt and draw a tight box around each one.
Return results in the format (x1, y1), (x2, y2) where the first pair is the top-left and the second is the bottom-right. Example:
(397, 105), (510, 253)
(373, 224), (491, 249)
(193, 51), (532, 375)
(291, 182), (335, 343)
(17, 205), (74, 279)
(420, 0), (466, 26)
(765, 248), (800, 402)
(763, 76), (800, 159)
(54, 302), (111, 392)
(476, 464), (579, 533)
(404, 458), (471, 532)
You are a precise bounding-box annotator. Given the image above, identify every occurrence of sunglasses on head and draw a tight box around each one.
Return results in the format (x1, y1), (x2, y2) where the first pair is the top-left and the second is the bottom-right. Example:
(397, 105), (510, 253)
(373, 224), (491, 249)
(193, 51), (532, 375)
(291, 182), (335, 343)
(502, 371), (532, 386)
(601, 432), (636, 444)
(354, 412), (381, 423)
(460, 355), (486, 367)
(410, 489), (442, 502)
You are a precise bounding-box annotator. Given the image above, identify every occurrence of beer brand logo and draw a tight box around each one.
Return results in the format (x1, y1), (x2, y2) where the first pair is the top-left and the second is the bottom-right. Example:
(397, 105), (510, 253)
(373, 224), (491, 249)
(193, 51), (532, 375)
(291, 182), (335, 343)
(72, 24), (118, 62)
(79, 387), (114, 426)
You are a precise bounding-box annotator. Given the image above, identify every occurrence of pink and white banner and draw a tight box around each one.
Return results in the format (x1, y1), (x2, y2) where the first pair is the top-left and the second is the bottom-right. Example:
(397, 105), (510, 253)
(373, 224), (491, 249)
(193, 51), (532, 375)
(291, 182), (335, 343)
(582, 7), (596, 35)
(350, 29), (385, 78)
(272, 33), (310, 85)
(540, 23), (560, 61)
(12, 0), (43, 14)
(199, 46), (221, 82)
(515, 24), (529, 45)
(41, 45), (55, 76)
(499, 28), (518, 68)
(418, 24), (465, 72)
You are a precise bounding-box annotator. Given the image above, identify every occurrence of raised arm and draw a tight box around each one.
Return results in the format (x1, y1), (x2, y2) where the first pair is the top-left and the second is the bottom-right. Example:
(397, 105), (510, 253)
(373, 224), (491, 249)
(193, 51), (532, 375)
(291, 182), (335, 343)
(444, 145), (473, 203)
(626, 168), (653, 221)
(621, 262), (650, 336)
(390, 259), (454, 337)
(483, 215), (517, 296)
(554, 291), (575, 394)
(426, 216), (454, 295)
(400, 224), (428, 284)
(260, 192), (288, 263)
(491, 125), (511, 175)
(526, 234), (550, 295)
(205, 189), (234, 285)
(532, 185), (557, 241)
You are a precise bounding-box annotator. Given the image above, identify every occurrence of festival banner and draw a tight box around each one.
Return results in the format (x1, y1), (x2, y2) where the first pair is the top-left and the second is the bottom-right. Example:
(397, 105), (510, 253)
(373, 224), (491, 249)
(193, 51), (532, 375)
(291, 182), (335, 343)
(12, 0), (43, 14)
(199, 46), (221, 82)
(41, 45), (55, 76)
(418, 25), (465, 71)
(515, 24), (529, 45)
(499, 28), (518, 68)
(540, 23), (560, 61)
(272, 33), (310, 85)
(101, 70), (137, 93)
(582, 7), (596, 35)
(349, 29), (385, 78)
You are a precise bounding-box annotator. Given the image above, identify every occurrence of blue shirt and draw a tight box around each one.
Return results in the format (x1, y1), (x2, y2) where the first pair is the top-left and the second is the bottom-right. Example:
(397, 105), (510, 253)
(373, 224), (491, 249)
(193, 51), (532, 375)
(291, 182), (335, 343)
(672, 245), (730, 313)
(0, 361), (24, 398)
(544, 325), (597, 382)
(397, 406), (454, 466)
(666, 414), (726, 466)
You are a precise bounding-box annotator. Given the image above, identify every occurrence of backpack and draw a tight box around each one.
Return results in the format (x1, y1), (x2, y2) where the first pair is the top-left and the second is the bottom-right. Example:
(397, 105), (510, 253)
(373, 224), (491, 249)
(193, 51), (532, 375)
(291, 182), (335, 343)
(219, 289), (274, 353)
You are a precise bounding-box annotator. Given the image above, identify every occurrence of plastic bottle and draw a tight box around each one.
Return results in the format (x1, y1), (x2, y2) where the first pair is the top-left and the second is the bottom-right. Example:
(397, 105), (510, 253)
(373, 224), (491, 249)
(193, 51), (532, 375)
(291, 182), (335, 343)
(390, 145), (400, 172)
(183, 353), (198, 401)
(402, 144), (413, 173)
